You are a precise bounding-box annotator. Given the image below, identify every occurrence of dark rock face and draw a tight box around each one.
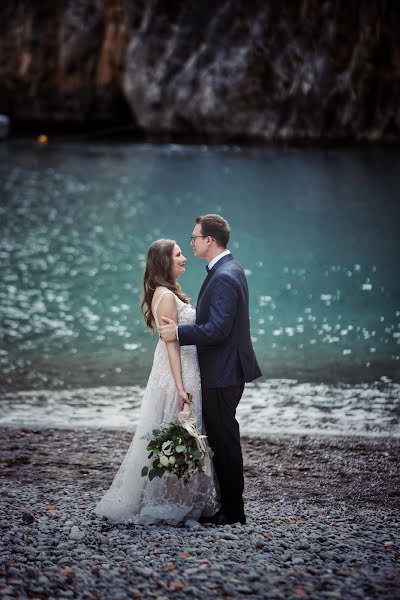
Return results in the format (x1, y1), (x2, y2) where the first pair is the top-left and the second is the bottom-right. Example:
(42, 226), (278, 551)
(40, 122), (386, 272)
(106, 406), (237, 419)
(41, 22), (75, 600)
(0, 0), (132, 127)
(1, 0), (399, 141)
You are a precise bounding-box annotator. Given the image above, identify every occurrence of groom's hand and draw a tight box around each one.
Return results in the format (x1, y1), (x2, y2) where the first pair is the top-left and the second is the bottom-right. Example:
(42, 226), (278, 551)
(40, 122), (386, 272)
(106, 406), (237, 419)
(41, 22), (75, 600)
(158, 317), (177, 341)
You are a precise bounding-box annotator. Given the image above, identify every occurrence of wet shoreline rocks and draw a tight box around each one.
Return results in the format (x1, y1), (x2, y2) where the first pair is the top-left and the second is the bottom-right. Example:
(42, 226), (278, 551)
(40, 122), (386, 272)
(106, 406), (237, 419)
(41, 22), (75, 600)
(1, 427), (399, 599)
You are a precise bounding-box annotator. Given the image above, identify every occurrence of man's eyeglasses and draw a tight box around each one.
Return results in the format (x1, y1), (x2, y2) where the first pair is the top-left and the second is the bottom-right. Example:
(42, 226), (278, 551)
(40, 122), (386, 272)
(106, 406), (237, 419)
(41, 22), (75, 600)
(190, 235), (207, 243)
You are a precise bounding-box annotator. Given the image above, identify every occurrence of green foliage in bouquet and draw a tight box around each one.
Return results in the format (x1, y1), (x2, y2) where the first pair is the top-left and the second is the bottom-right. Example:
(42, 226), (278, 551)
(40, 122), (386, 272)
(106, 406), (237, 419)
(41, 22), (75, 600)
(141, 395), (214, 485)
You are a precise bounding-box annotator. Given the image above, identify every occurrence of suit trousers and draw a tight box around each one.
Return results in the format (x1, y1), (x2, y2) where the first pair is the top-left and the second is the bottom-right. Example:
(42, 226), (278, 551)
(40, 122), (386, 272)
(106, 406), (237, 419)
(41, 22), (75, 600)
(201, 383), (245, 518)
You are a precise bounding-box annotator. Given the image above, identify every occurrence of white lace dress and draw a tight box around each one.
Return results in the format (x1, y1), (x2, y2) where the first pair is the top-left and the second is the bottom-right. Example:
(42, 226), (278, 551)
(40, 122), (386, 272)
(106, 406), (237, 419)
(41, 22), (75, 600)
(94, 290), (220, 525)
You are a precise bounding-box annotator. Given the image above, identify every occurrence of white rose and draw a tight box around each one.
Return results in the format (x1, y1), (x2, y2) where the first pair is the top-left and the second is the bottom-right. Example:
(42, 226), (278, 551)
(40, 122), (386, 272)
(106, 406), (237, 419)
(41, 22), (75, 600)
(169, 456), (176, 465)
(161, 441), (173, 456)
(159, 455), (170, 467)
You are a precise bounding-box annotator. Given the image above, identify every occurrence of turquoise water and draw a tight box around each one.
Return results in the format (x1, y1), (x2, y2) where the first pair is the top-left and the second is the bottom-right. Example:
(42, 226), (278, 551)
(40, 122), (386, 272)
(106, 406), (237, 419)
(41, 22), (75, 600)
(0, 139), (399, 395)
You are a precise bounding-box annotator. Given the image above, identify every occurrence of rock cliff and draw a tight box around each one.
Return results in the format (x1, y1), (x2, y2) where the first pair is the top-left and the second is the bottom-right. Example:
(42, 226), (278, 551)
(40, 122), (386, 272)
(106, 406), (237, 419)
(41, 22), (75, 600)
(1, 0), (399, 141)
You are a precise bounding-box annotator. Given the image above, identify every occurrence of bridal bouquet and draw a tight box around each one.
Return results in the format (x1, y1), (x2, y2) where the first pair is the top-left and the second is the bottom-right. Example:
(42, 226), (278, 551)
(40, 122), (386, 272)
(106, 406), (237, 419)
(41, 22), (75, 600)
(141, 394), (214, 485)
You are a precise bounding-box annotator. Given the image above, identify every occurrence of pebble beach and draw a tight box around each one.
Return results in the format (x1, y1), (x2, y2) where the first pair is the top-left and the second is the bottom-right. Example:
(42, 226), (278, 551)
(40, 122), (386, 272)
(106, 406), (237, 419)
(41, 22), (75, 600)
(1, 427), (399, 599)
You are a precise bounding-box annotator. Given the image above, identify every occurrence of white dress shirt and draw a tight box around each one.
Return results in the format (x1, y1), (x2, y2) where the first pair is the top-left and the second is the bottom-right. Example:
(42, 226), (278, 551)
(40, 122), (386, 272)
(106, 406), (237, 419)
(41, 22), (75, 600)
(207, 249), (231, 271)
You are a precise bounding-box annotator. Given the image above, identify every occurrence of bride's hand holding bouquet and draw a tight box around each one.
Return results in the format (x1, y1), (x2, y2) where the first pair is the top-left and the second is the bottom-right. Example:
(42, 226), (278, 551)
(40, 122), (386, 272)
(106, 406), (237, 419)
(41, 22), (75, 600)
(141, 393), (213, 485)
(177, 388), (192, 412)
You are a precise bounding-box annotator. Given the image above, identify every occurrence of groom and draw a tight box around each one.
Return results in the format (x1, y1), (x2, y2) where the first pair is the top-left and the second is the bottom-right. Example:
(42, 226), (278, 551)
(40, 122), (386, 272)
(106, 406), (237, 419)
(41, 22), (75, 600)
(158, 214), (262, 526)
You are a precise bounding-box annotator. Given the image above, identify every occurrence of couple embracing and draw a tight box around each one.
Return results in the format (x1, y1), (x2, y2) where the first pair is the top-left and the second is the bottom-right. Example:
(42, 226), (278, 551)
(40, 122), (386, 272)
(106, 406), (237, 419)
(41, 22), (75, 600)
(94, 214), (261, 526)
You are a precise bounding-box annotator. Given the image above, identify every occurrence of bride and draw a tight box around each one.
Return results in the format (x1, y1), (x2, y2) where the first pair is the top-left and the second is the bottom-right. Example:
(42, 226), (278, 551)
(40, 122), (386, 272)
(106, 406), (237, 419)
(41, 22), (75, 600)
(94, 239), (219, 525)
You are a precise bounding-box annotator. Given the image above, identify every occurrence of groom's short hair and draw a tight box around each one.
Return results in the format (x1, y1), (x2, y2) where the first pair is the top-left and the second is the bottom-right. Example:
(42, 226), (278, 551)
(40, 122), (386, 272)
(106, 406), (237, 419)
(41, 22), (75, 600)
(196, 214), (230, 248)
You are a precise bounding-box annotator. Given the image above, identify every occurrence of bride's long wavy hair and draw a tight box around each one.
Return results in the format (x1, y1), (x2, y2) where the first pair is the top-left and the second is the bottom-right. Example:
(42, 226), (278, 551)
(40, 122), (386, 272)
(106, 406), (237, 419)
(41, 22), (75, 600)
(141, 239), (189, 332)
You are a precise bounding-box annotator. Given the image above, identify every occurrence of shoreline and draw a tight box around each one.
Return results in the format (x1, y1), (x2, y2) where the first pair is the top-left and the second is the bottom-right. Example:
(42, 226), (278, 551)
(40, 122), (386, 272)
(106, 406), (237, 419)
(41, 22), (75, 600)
(1, 422), (399, 439)
(2, 378), (399, 438)
(1, 426), (399, 598)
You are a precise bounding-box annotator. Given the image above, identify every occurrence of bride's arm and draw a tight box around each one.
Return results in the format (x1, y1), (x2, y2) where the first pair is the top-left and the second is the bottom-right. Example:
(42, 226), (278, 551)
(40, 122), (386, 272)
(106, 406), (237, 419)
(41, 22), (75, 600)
(156, 294), (189, 412)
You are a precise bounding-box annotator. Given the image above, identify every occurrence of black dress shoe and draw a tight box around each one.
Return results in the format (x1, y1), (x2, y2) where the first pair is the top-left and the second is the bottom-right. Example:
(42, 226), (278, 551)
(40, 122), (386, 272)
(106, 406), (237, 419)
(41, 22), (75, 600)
(199, 508), (225, 524)
(199, 511), (246, 526)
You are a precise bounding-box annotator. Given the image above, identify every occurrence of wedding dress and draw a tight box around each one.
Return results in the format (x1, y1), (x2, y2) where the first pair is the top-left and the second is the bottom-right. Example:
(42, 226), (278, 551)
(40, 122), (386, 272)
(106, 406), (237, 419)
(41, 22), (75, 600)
(94, 290), (220, 525)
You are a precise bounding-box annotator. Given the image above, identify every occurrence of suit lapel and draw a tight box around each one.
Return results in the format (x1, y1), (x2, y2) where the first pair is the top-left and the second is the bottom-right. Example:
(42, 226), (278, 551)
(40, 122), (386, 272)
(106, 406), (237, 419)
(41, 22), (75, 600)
(197, 270), (215, 305)
(196, 254), (234, 307)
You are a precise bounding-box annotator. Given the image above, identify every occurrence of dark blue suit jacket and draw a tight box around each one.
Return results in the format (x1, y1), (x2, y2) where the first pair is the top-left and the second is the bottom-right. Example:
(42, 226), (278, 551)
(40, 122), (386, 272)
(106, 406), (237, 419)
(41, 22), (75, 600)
(178, 254), (262, 388)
